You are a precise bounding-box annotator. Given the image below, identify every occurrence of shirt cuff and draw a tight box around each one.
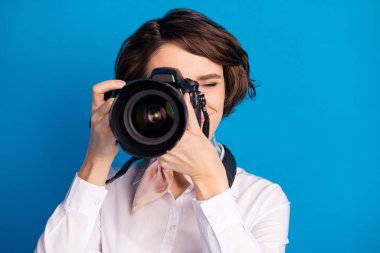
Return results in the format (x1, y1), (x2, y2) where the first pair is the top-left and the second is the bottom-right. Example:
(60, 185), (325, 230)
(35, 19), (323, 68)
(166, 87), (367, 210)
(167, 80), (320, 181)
(192, 188), (242, 233)
(63, 173), (108, 217)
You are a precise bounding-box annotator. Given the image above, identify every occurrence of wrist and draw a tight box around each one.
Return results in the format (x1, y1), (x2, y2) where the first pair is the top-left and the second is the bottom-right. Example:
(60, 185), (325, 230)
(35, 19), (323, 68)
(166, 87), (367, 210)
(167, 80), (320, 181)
(78, 156), (114, 186)
(191, 165), (229, 201)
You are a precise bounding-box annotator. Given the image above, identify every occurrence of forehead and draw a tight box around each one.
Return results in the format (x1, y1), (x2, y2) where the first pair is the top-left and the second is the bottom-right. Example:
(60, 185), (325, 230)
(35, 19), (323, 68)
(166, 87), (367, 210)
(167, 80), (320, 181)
(146, 43), (223, 81)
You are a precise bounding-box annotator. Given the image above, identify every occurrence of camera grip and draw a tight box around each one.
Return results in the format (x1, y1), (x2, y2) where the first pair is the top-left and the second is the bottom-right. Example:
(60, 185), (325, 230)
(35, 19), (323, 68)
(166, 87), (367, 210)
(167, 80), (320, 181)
(189, 91), (202, 127)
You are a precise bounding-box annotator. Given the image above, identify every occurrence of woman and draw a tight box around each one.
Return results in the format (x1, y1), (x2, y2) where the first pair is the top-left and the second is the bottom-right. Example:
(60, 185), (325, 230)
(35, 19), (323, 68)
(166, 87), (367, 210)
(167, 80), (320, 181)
(36, 8), (290, 253)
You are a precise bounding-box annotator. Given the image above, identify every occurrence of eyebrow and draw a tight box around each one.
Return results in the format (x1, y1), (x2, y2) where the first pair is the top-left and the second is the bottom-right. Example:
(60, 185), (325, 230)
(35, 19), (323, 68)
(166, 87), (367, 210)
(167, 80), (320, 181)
(197, 73), (222, 81)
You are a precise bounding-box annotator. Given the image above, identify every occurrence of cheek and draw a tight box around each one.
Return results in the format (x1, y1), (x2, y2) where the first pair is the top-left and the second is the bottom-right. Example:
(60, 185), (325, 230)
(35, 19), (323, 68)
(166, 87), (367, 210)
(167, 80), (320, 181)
(200, 81), (224, 102)
(204, 88), (225, 113)
(206, 92), (224, 137)
(202, 93), (220, 112)
(201, 89), (225, 134)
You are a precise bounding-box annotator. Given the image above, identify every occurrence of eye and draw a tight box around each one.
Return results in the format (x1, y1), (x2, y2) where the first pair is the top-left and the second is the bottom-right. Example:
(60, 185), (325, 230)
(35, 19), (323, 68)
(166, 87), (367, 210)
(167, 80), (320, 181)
(202, 83), (217, 87)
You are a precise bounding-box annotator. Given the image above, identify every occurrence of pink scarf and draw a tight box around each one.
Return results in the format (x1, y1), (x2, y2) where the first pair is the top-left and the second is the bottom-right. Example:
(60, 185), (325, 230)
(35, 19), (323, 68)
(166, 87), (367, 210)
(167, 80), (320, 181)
(132, 159), (174, 214)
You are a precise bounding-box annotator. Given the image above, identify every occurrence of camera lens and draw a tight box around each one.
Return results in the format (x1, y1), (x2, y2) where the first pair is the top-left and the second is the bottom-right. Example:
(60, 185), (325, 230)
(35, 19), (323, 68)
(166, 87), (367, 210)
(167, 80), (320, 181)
(131, 95), (174, 138)
(123, 88), (180, 146)
(109, 78), (187, 157)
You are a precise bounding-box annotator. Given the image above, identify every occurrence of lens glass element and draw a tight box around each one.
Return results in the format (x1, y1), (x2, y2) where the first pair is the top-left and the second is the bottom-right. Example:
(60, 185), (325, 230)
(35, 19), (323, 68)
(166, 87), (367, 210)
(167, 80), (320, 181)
(131, 95), (175, 138)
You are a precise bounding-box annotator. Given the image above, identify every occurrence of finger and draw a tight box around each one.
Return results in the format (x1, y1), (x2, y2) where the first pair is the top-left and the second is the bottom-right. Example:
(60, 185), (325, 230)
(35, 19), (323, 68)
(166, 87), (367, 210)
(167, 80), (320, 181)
(92, 80), (125, 113)
(184, 93), (201, 132)
(91, 98), (115, 124)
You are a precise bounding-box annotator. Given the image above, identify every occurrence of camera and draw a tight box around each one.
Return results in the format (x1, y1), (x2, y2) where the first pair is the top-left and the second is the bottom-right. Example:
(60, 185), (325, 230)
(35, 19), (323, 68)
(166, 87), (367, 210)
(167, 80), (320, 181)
(105, 67), (209, 158)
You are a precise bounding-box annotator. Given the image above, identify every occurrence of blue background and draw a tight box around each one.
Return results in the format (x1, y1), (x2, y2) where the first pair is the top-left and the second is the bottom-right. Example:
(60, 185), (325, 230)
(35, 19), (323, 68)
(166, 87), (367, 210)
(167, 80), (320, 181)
(0, 0), (379, 252)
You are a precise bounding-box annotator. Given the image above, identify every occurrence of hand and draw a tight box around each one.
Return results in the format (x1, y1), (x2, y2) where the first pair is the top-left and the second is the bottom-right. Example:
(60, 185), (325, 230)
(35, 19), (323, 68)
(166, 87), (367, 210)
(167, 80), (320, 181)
(157, 93), (229, 199)
(78, 79), (126, 185)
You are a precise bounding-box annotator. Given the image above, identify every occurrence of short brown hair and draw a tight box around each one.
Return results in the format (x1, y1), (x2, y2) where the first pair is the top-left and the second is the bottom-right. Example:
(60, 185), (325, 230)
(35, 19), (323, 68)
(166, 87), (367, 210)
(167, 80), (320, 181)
(114, 8), (256, 116)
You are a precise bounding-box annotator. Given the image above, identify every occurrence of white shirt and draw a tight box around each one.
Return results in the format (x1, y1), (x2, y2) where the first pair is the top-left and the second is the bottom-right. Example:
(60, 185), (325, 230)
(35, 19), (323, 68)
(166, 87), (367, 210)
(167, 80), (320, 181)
(35, 152), (290, 253)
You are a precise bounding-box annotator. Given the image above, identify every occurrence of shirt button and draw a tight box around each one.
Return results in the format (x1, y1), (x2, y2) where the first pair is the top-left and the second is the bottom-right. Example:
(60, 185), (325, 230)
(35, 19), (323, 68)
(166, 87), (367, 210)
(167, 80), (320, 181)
(169, 225), (176, 230)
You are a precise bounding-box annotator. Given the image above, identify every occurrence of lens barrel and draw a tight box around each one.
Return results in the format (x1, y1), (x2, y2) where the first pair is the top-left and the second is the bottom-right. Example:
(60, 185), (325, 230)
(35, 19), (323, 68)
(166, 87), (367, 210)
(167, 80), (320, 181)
(109, 79), (188, 158)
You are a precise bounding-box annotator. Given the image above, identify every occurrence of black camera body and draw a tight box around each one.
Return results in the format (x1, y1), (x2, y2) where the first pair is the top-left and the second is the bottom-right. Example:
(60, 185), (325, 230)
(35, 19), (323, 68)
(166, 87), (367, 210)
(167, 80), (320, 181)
(105, 68), (209, 158)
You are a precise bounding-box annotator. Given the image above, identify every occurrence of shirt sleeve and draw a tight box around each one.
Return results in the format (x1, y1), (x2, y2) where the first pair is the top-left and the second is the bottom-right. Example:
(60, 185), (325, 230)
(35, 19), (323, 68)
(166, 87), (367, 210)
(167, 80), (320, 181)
(192, 186), (290, 253)
(35, 173), (108, 253)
